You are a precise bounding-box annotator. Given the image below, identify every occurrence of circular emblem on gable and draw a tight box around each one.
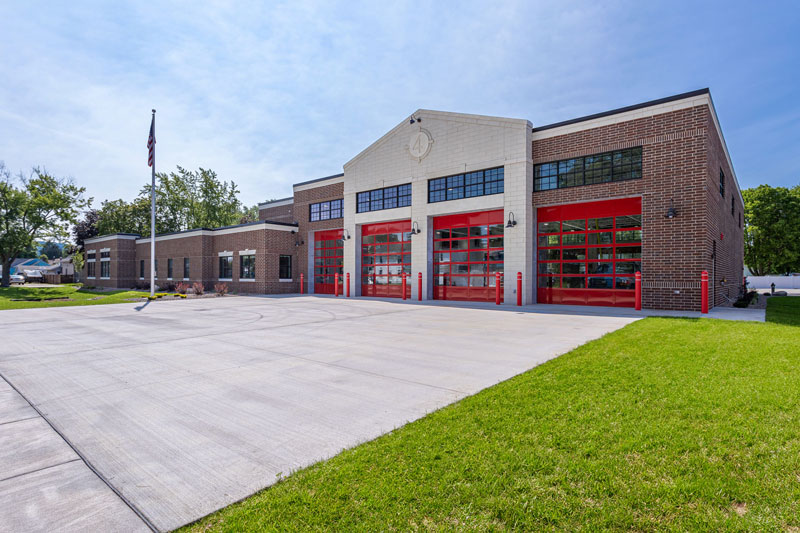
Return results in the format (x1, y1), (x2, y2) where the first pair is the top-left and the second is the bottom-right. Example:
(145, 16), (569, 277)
(408, 129), (433, 160)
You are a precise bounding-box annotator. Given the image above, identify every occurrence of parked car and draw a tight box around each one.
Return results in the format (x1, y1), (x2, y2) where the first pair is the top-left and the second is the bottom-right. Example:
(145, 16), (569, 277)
(9, 274), (25, 285)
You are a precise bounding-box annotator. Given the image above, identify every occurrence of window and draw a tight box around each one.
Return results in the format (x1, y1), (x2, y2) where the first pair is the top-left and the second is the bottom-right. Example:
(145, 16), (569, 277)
(731, 196), (735, 216)
(240, 254), (256, 279)
(167, 258), (173, 279)
(739, 212), (742, 228)
(87, 262), (96, 277)
(719, 168), (725, 197)
(309, 199), (343, 221)
(537, 211), (642, 293)
(100, 250), (110, 259)
(535, 147), (642, 191)
(219, 256), (232, 279)
(183, 257), (190, 279)
(100, 261), (110, 278)
(279, 255), (292, 280)
(87, 252), (96, 261)
(356, 184), (412, 213)
(428, 167), (504, 203)
(140, 260), (144, 278)
(154, 259), (158, 279)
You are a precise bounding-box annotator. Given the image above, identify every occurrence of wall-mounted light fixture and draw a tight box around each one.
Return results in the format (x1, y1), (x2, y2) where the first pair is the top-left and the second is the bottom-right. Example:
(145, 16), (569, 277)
(664, 199), (678, 219)
(342, 229), (351, 240)
(506, 212), (517, 228)
(411, 221), (421, 235)
(294, 239), (304, 247)
(409, 115), (422, 125)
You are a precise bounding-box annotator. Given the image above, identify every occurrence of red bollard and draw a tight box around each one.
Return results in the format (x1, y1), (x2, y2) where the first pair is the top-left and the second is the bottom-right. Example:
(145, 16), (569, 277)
(495, 272), (501, 305)
(300, 273), (304, 295)
(516, 272), (522, 306)
(418, 272), (422, 301)
(346, 272), (350, 298)
(634, 271), (642, 310)
(335, 272), (339, 297)
(701, 270), (709, 314)
(402, 273), (407, 300)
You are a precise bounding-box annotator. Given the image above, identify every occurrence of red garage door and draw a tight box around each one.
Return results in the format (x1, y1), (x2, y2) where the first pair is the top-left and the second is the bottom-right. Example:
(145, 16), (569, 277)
(537, 197), (641, 307)
(433, 210), (504, 302)
(314, 229), (343, 294)
(361, 220), (411, 298)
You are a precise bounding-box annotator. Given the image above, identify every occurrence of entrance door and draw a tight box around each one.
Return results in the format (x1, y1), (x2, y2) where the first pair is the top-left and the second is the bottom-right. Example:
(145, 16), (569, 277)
(361, 220), (411, 298)
(432, 210), (504, 302)
(313, 229), (343, 294)
(536, 197), (641, 307)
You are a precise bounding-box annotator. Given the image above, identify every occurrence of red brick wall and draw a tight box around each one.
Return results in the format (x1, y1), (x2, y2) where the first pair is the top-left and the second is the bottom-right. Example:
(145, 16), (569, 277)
(532, 105), (730, 310)
(293, 182), (344, 293)
(81, 237), (137, 289)
(134, 228), (299, 294)
(705, 115), (745, 307)
(259, 202), (294, 222)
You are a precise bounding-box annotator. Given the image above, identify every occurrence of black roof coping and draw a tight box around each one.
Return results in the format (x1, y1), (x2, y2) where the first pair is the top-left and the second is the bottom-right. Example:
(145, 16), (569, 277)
(532, 88), (710, 133)
(258, 196), (293, 206)
(293, 172), (344, 187)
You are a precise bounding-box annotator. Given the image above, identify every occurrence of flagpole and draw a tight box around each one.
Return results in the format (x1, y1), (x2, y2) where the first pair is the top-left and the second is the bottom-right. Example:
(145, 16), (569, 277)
(150, 109), (156, 298)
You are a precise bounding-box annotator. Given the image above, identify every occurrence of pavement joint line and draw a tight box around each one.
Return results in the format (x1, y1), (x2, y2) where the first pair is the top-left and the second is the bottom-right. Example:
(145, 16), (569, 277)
(0, 371), (158, 533)
(0, 458), (82, 483)
(0, 415), (41, 426)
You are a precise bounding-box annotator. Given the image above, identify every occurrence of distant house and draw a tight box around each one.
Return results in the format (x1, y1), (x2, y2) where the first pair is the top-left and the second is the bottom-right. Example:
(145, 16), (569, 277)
(0, 258), (50, 276)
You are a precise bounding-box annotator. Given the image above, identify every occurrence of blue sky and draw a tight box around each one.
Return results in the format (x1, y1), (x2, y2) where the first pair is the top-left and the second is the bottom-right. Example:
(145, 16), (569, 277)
(1, 1), (798, 208)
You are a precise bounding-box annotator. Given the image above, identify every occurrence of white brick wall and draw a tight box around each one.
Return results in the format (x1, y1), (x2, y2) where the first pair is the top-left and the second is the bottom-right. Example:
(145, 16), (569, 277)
(342, 109), (534, 303)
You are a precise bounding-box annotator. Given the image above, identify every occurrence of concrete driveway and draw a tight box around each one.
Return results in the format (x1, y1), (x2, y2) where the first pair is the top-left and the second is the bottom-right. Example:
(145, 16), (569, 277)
(0, 296), (637, 531)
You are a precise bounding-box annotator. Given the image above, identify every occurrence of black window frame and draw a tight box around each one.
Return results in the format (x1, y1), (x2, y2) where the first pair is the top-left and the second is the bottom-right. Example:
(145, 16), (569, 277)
(183, 257), (190, 279)
(154, 259), (158, 279)
(309, 199), (343, 221)
(428, 167), (504, 204)
(356, 184), (412, 213)
(140, 260), (144, 278)
(87, 262), (96, 277)
(534, 147), (642, 192)
(167, 258), (173, 279)
(219, 256), (233, 279)
(239, 254), (256, 279)
(719, 168), (725, 197)
(279, 255), (292, 280)
(731, 195), (735, 216)
(100, 261), (110, 278)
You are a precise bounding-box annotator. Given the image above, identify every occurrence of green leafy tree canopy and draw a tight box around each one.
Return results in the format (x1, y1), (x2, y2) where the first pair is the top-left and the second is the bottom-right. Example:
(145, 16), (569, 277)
(95, 166), (244, 235)
(0, 163), (88, 286)
(742, 184), (800, 276)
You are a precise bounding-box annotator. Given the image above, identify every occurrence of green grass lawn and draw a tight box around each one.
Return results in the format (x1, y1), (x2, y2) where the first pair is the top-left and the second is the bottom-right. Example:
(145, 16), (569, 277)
(765, 296), (800, 326)
(184, 299), (800, 532)
(0, 284), (146, 310)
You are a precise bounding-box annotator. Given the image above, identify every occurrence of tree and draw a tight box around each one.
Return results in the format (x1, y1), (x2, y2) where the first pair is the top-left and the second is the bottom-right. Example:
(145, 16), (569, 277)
(93, 166), (243, 235)
(40, 241), (62, 260)
(742, 184), (800, 275)
(0, 163), (88, 287)
(238, 204), (259, 224)
(72, 249), (84, 281)
(73, 208), (99, 248)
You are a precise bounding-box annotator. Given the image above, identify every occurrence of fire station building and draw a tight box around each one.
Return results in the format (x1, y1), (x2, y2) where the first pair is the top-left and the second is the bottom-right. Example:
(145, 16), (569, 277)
(83, 88), (743, 311)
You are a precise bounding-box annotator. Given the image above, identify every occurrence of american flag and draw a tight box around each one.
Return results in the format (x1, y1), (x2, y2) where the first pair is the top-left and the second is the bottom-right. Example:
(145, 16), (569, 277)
(147, 113), (156, 167)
